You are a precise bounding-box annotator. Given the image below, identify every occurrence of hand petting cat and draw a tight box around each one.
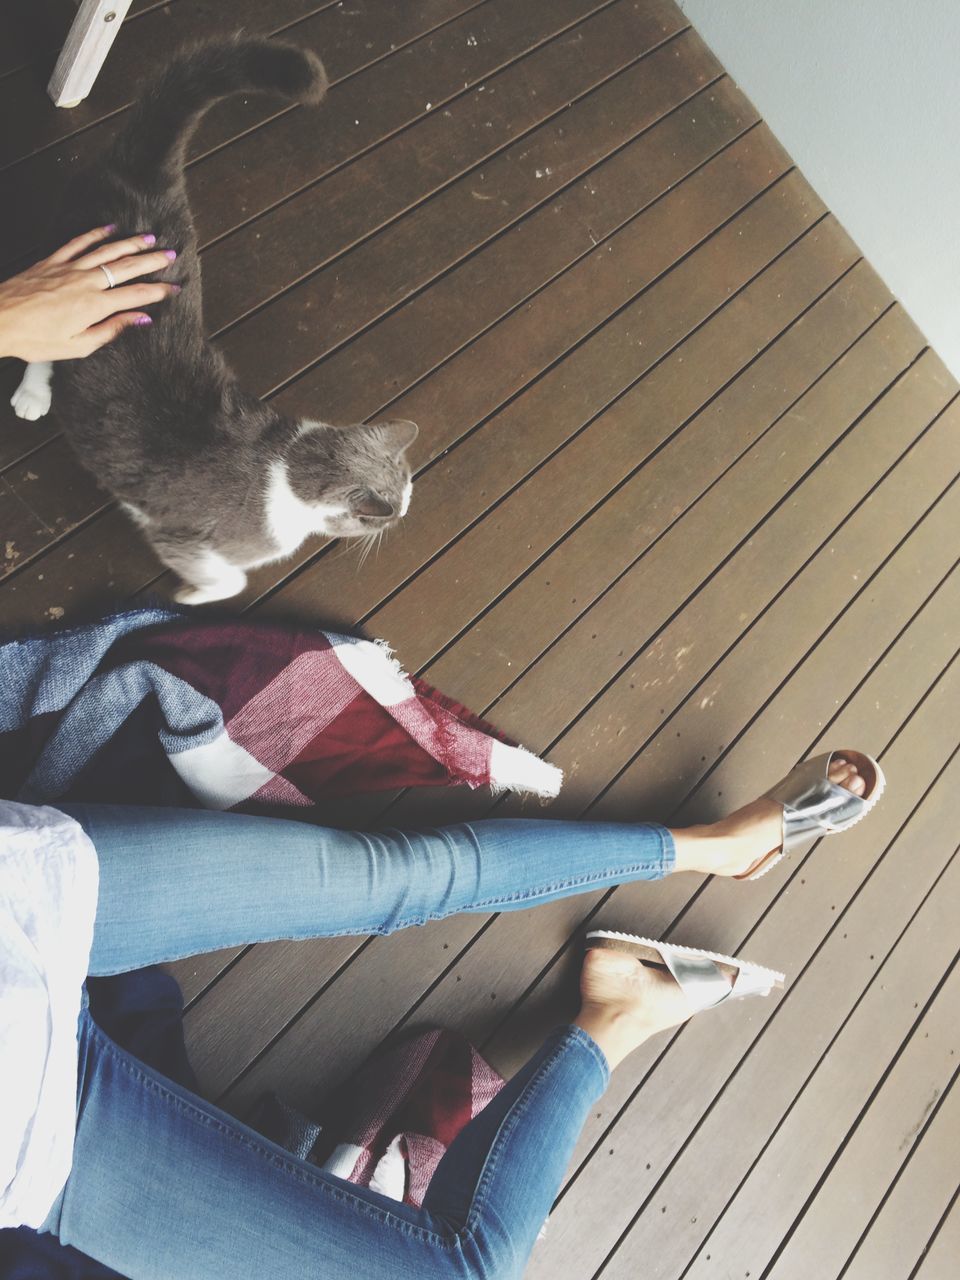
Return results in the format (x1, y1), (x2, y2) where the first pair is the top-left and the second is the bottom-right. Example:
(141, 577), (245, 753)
(0, 226), (178, 362)
(7, 38), (416, 606)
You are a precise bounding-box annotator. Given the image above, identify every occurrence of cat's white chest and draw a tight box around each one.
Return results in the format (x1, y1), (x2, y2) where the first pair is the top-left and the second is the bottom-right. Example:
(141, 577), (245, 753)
(264, 460), (340, 556)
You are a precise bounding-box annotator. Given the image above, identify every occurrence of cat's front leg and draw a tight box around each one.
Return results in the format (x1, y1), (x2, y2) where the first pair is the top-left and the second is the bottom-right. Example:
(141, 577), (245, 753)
(169, 549), (248, 606)
(10, 361), (54, 420)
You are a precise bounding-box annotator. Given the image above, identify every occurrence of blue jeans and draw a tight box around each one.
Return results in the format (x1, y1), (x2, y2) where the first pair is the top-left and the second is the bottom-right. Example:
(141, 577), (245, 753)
(45, 805), (675, 1279)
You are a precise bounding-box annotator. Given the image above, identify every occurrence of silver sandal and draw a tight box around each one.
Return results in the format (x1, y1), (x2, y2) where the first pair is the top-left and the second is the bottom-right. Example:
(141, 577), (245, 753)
(585, 930), (785, 1012)
(736, 748), (885, 882)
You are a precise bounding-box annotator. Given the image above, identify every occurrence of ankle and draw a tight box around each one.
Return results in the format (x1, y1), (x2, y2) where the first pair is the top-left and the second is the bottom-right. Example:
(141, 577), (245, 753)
(669, 823), (722, 875)
(575, 1003), (650, 1070)
(669, 798), (783, 878)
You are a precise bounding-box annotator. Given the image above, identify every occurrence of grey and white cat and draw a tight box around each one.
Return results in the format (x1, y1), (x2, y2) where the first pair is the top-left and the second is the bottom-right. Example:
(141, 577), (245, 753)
(10, 37), (417, 604)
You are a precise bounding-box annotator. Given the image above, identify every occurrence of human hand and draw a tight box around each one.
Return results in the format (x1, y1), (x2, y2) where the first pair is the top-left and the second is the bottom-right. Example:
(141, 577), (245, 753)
(0, 226), (179, 362)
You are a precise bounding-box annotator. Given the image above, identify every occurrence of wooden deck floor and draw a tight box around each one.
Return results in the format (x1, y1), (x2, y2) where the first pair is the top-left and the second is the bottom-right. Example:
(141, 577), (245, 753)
(2, 2), (959, 1276)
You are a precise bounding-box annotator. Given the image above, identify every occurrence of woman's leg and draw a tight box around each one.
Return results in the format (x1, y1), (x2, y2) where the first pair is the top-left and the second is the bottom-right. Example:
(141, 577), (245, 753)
(66, 758), (870, 973)
(61, 804), (675, 975)
(48, 949), (691, 1280)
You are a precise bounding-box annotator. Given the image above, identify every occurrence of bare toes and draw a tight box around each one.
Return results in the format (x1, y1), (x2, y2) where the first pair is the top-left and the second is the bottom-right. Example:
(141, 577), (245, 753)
(829, 756), (868, 796)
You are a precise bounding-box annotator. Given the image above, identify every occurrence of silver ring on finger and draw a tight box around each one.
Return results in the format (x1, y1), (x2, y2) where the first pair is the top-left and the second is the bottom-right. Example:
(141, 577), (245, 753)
(99, 264), (117, 289)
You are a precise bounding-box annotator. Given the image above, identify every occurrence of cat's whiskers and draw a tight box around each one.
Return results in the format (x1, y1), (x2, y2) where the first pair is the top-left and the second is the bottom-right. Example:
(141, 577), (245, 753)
(355, 531), (377, 570)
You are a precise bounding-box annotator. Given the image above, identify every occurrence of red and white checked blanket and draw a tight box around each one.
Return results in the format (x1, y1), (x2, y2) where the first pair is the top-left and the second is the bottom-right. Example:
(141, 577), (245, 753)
(1, 607), (561, 809)
(251, 1028), (506, 1207)
(319, 1028), (505, 1205)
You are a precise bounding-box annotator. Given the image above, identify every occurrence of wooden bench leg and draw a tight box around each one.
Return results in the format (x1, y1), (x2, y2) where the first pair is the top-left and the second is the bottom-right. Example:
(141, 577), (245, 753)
(47, 0), (133, 108)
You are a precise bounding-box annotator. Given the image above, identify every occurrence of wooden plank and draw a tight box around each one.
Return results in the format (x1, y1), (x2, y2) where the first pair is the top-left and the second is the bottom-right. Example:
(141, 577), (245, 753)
(0, 0), (489, 270)
(1, 117), (801, 628)
(317, 263), (901, 830)
(203, 11), (711, 335)
(519, 551), (960, 1211)
(912, 1194), (960, 1280)
(163, 947), (247, 1010)
(213, 6), (704, 388)
(527, 637), (960, 1279)
(217, 596), (960, 1131)
(0, 2), (695, 510)
(0, 0), (340, 169)
(0, 507), (162, 626)
(193, 0), (675, 290)
(245, 82), (762, 437)
(766, 960), (960, 1278)
(0, 478), (52, 574)
(486, 346), (948, 818)
(0, 440), (108, 582)
(601, 837), (960, 1280)
(343, 430), (960, 1107)
(177, 277), (928, 1095)
(422, 262), (892, 714)
(181, 934), (368, 1091)
(257, 75), (758, 428)
(385, 478), (960, 1070)
(841, 1071), (960, 1280)
(253, 167), (824, 625)
(359, 218), (861, 673)
(583, 373), (960, 824)
(207, 373), (957, 1090)
(2, 41), (739, 548)
(377, 309), (930, 836)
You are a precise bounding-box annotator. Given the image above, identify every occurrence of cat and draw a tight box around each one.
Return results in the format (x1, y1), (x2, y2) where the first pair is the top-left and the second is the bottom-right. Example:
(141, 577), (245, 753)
(9, 36), (418, 605)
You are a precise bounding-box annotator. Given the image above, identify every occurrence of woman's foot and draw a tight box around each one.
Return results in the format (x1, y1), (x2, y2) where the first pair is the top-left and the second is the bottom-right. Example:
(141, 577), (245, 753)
(575, 946), (730, 1069)
(671, 753), (869, 879)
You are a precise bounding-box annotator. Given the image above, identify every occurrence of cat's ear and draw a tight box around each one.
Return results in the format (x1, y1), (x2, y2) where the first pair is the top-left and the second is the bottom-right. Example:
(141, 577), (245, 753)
(351, 488), (395, 519)
(372, 419), (418, 453)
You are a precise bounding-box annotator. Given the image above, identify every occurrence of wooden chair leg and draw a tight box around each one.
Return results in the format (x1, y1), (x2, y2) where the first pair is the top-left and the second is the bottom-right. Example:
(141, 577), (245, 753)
(47, 0), (133, 108)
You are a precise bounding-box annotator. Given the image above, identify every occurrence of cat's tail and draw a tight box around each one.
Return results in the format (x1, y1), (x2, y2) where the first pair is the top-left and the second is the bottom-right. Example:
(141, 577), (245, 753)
(109, 35), (327, 183)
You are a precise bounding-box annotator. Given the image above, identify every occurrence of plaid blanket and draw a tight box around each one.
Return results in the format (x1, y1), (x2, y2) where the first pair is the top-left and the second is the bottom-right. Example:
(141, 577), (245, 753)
(0, 607), (561, 808)
(253, 1028), (505, 1208)
(2, 608), (547, 1275)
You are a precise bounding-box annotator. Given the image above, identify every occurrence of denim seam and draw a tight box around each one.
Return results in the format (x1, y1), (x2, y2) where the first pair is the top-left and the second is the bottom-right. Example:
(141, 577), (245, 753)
(85, 1017), (460, 1248)
(466, 1029), (607, 1233)
(387, 859), (668, 932)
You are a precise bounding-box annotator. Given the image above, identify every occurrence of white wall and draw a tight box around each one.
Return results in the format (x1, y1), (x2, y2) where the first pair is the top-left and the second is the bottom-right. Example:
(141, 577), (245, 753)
(678, 0), (960, 382)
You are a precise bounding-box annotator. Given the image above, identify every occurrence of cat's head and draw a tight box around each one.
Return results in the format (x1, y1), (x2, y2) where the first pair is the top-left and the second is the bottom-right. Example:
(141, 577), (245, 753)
(284, 418), (418, 539)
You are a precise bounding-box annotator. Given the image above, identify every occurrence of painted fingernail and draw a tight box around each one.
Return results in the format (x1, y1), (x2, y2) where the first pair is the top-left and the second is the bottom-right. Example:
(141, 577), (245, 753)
(142, 233), (157, 246)
(170, 284), (182, 293)
(135, 316), (153, 327)
(103, 223), (117, 233)
(163, 249), (177, 261)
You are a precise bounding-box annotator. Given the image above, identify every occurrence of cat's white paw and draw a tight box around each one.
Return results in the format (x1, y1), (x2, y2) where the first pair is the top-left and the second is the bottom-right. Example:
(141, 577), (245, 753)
(174, 584), (231, 606)
(173, 562), (247, 605)
(10, 382), (52, 421)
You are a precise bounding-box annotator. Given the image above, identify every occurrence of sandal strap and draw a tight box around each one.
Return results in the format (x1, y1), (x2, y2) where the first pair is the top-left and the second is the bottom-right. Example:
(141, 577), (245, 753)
(765, 751), (870, 855)
(660, 949), (736, 1013)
